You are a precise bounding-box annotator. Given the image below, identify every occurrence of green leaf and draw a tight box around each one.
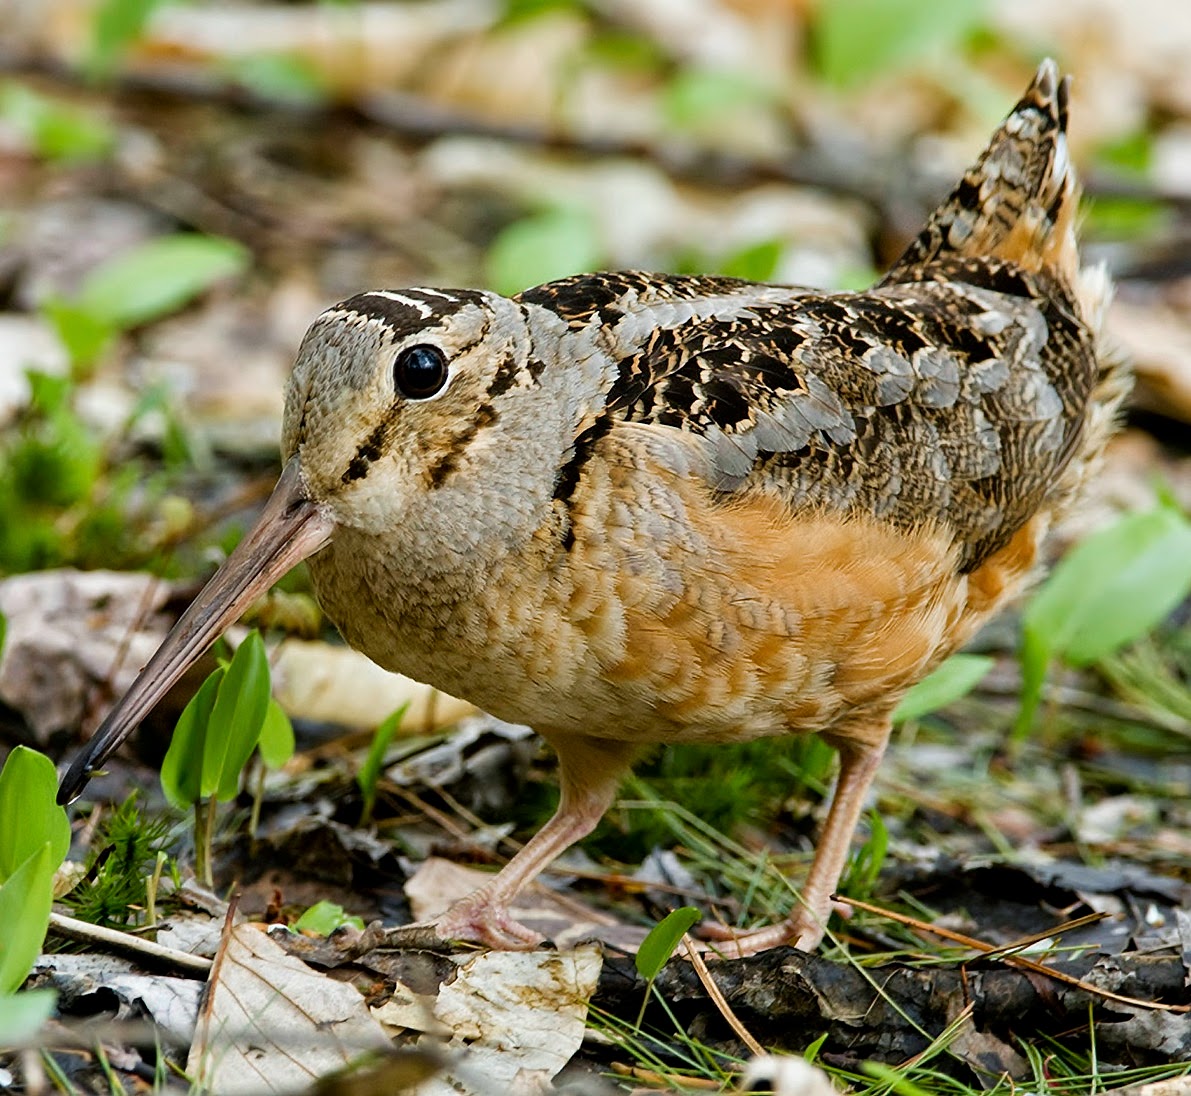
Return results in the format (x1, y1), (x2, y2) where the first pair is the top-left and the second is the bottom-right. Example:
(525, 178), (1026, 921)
(0, 843), (55, 994)
(221, 54), (327, 105)
(0, 83), (115, 163)
(0, 747), (71, 884)
(293, 900), (365, 936)
(1025, 508), (1191, 664)
(811, 0), (985, 87)
(893, 654), (995, 724)
(41, 298), (116, 371)
(661, 67), (775, 130)
(0, 989), (57, 1045)
(1016, 507), (1191, 734)
(0, 609), (6, 659)
(76, 234), (250, 332)
(718, 239), (783, 282)
(160, 667), (224, 811)
(634, 906), (701, 981)
(257, 699), (295, 770)
(486, 208), (602, 297)
(357, 704), (407, 821)
(88, 0), (167, 79)
(203, 631), (271, 801)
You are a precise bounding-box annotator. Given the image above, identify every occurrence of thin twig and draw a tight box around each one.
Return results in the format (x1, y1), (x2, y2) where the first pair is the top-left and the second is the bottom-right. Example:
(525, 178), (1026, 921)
(47, 912), (213, 977)
(834, 895), (1189, 1013)
(682, 937), (764, 1056)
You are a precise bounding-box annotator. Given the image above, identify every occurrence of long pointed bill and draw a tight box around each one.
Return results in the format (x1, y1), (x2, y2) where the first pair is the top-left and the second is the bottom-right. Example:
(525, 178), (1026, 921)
(57, 457), (335, 805)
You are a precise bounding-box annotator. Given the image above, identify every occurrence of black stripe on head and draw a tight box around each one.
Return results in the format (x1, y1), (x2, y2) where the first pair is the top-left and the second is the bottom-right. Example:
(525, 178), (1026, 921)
(335, 289), (491, 338)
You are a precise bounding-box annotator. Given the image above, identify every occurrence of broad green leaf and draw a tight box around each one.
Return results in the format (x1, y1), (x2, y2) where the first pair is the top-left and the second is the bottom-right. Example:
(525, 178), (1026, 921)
(221, 54), (326, 105)
(41, 298), (115, 370)
(204, 632), (271, 801)
(357, 704), (407, 820)
(1024, 508), (1191, 664)
(160, 667), (224, 810)
(661, 68), (774, 131)
(486, 208), (601, 297)
(0, 989), (57, 1044)
(718, 239), (783, 282)
(0, 747), (71, 884)
(77, 234), (249, 331)
(893, 654), (995, 724)
(0, 83), (114, 163)
(811, 0), (984, 88)
(1016, 507), (1191, 735)
(293, 900), (365, 936)
(88, 0), (168, 78)
(634, 906), (701, 981)
(257, 699), (295, 770)
(0, 843), (55, 994)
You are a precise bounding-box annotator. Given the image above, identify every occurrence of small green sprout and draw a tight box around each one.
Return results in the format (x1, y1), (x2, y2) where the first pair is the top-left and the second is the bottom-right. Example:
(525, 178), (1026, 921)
(160, 631), (289, 886)
(293, 901), (365, 936)
(43, 232), (250, 373)
(634, 906), (701, 1027)
(357, 703), (408, 826)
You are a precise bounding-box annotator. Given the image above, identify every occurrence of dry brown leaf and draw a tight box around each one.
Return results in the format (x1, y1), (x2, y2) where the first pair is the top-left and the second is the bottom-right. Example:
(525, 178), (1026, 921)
(189, 923), (391, 1095)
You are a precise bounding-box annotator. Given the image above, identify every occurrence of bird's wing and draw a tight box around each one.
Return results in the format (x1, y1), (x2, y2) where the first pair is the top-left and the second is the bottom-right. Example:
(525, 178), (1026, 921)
(545, 262), (1097, 573)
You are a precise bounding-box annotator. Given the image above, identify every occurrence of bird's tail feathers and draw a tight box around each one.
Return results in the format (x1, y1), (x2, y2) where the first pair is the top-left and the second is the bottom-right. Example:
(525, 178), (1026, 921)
(886, 60), (1082, 290)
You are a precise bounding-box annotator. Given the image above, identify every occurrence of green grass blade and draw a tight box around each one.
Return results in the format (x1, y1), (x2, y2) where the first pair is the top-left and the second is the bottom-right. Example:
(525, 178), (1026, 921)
(357, 703), (407, 823)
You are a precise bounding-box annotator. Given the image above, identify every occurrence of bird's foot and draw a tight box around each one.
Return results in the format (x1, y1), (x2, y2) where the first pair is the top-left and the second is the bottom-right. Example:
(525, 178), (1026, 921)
(435, 895), (546, 950)
(696, 900), (851, 957)
(378, 900), (546, 951)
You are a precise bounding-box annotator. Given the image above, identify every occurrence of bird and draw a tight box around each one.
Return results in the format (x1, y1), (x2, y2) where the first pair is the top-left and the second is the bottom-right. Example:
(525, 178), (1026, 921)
(59, 60), (1127, 956)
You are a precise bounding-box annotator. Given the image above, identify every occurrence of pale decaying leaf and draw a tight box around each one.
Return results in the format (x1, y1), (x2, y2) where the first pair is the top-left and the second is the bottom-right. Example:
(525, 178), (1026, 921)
(387, 945), (603, 1096)
(271, 638), (475, 733)
(34, 953), (203, 1045)
(0, 570), (175, 741)
(189, 923), (391, 1095)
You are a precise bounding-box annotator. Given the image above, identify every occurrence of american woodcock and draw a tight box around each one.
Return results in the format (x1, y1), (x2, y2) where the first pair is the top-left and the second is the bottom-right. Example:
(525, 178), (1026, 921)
(60, 61), (1127, 955)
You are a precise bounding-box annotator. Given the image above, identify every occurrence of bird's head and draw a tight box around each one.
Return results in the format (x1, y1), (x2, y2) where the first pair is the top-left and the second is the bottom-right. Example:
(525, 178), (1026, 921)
(57, 286), (575, 803)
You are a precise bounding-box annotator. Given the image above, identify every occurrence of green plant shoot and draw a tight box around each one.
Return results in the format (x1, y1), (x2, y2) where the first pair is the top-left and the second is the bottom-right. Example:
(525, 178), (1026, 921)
(892, 654), (995, 724)
(0, 746), (71, 884)
(634, 906), (701, 1027)
(1016, 506), (1191, 737)
(160, 631), (277, 886)
(357, 703), (407, 826)
(293, 901), (365, 936)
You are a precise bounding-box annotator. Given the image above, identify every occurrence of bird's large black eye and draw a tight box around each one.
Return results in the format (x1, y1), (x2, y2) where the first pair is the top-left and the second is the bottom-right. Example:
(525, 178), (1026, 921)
(393, 344), (449, 399)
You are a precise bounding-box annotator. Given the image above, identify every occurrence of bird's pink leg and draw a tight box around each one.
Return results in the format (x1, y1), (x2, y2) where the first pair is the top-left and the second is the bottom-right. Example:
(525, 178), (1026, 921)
(434, 734), (639, 949)
(702, 720), (891, 957)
